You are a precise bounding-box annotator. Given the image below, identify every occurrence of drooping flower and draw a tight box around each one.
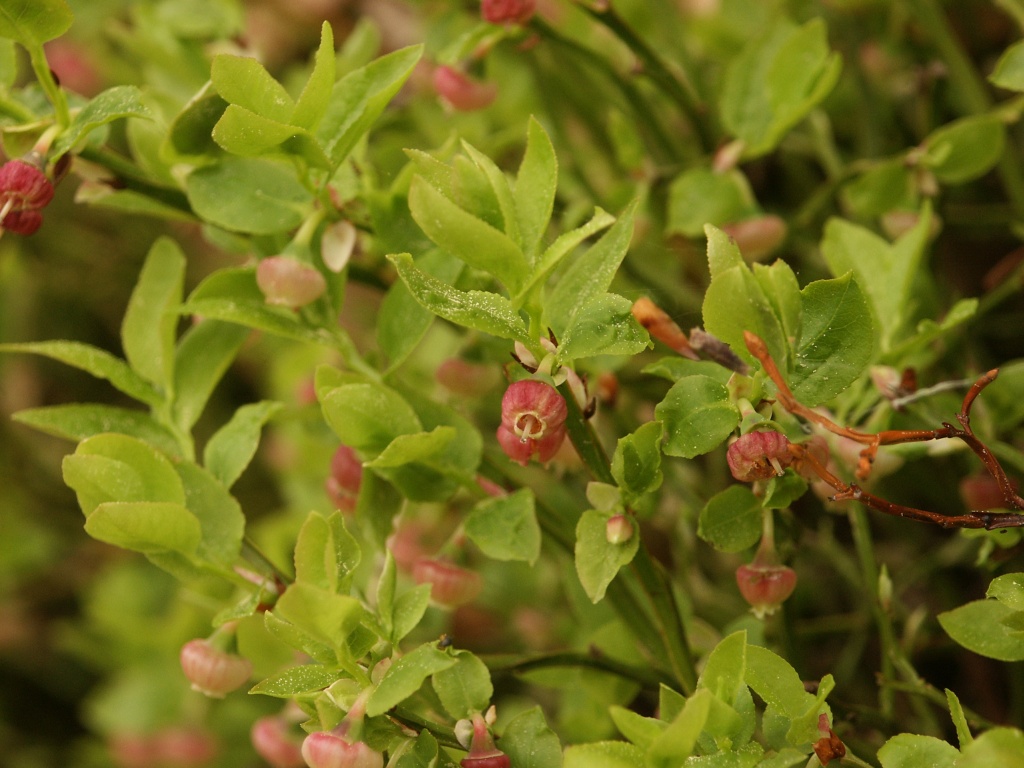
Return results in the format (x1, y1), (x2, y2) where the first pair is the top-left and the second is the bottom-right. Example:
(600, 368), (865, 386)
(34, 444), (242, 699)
(433, 65), (498, 111)
(481, 0), (536, 25)
(460, 712), (511, 768)
(735, 560), (797, 619)
(0, 158), (54, 236)
(251, 716), (304, 768)
(726, 430), (793, 482)
(496, 380), (568, 466)
(301, 731), (383, 768)
(412, 558), (483, 608)
(256, 256), (327, 309)
(179, 637), (252, 698)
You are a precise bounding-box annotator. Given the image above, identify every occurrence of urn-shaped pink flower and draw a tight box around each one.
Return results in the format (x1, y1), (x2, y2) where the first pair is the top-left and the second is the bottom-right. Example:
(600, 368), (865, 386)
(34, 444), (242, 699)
(735, 561), (797, 619)
(433, 65), (498, 111)
(251, 716), (304, 768)
(727, 430), (792, 482)
(256, 256), (327, 309)
(301, 731), (383, 768)
(413, 558), (483, 608)
(179, 638), (252, 698)
(496, 380), (568, 466)
(0, 158), (54, 235)
(461, 713), (511, 768)
(481, 0), (536, 25)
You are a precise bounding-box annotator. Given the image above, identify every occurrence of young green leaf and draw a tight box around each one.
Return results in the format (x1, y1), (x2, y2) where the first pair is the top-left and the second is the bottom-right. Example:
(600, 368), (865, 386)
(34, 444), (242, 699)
(877, 734), (958, 768)
(555, 293), (650, 363)
(647, 688), (712, 765)
(248, 665), (337, 698)
(702, 264), (788, 372)
(991, 40), (1024, 92)
(667, 168), (757, 237)
(464, 488), (541, 564)
(563, 741), (645, 768)
(501, 707), (563, 768)
(211, 105), (302, 156)
(121, 237), (185, 391)
(174, 461), (245, 566)
(611, 421), (664, 503)
(210, 53), (294, 122)
(172, 320), (250, 432)
(921, 115), (1005, 185)
(408, 176), (530, 292)
(515, 117), (558, 260)
(84, 501), (202, 556)
(320, 381), (421, 454)
(203, 400), (283, 489)
(655, 375), (739, 459)
(365, 427), (456, 469)
(291, 22), (336, 130)
(50, 86), (152, 157)
(274, 582), (363, 651)
(387, 253), (531, 345)
(365, 643), (458, 717)
(956, 728), (1024, 768)
(699, 630), (747, 703)
(11, 404), (182, 457)
(938, 598), (1024, 661)
(575, 508), (640, 603)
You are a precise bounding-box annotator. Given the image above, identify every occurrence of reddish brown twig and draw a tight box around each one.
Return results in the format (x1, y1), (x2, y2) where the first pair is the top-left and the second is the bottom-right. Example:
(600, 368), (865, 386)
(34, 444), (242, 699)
(742, 331), (1024, 530)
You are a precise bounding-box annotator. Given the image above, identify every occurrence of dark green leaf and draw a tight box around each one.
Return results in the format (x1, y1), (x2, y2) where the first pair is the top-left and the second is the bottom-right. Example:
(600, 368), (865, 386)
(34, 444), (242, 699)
(922, 115), (1005, 185)
(431, 650), (493, 720)
(51, 86), (152, 156)
(12, 404), (181, 457)
(699, 485), (762, 552)
(556, 293), (650, 363)
(0, 0), (72, 45)
(667, 168), (757, 237)
(320, 381), (421, 454)
(939, 598), (1024, 661)
(991, 41), (1024, 92)
(501, 707), (563, 768)
(611, 421), (664, 503)
(464, 489), (541, 564)
(575, 508), (640, 603)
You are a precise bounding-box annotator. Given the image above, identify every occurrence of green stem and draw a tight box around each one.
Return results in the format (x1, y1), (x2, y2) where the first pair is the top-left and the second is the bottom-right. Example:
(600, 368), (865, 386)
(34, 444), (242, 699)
(241, 535), (292, 586)
(906, 0), (1024, 215)
(485, 649), (672, 688)
(28, 44), (70, 129)
(574, 1), (715, 152)
(847, 507), (897, 717)
(76, 145), (194, 212)
(392, 706), (462, 750)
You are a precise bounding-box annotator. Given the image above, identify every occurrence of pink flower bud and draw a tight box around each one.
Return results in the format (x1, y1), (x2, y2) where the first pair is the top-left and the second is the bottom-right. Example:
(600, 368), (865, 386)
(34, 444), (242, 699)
(152, 726), (218, 766)
(720, 215), (788, 261)
(413, 558), (482, 608)
(301, 731), (383, 768)
(256, 256), (327, 309)
(726, 430), (792, 483)
(461, 713), (511, 768)
(735, 562), (797, 618)
(481, 0), (536, 24)
(496, 380), (568, 466)
(179, 638), (252, 698)
(326, 444), (363, 513)
(605, 514), (634, 544)
(433, 66), (498, 111)
(252, 716), (304, 768)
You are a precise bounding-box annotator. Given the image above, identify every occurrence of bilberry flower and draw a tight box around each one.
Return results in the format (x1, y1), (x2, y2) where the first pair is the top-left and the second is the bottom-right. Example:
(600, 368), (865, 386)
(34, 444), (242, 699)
(727, 430), (793, 482)
(496, 380), (568, 466)
(0, 157), (54, 236)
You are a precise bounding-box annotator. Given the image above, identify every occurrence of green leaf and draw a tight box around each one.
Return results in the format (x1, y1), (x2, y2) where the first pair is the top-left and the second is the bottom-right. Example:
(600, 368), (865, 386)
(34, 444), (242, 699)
(387, 253), (530, 345)
(292, 22), (336, 130)
(166, 89), (227, 160)
(699, 485), (762, 553)
(203, 400), (283, 488)
(744, 644), (816, 718)
(248, 665), (337, 697)
(365, 643), (458, 717)
(317, 45), (422, 168)
(666, 168), (757, 237)
(366, 427), (456, 469)
(575, 508), (640, 603)
(563, 741), (645, 768)
(51, 86), (152, 157)
(84, 501), (201, 555)
(610, 707), (665, 749)
(460, 141), (520, 244)
(648, 688), (712, 766)
(922, 115), (1005, 185)
(752, 260), (802, 347)
(702, 265), (788, 371)
(320, 381), (421, 454)
(274, 582), (363, 651)
(173, 461), (245, 566)
(515, 117), (558, 259)
(62, 433), (185, 517)
(294, 511), (351, 592)
(121, 237), (185, 390)
(211, 52), (294, 122)
(212, 105), (302, 156)
(394, 731), (441, 768)
(720, 18), (841, 158)
(611, 421), (664, 503)
(432, 650), (493, 720)
(556, 293), (650, 363)
(945, 689), (973, 748)
(762, 470), (808, 510)
(706, 223), (745, 279)
(991, 40), (1024, 91)
(955, 728), (1024, 767)
(186, 157), (312, 234)
(501, 707), (563, 768)
(377, 250), (464, 372)
(0, 0), (72, 45)
(11, 404), (181, 457)
(699, 630), (747, 703)
(987, 572), (1024, 610)
(656, 375), (739, 459)
(938, 598), (1024, 661)
(877, 734), (957, 768)
(172, 320), (250, 431)
(0, 341), (159, 406)
(841, 159), (917, 219)
(789, 273), (875, 406)
(546, 200), (637, 336)
(408, 176), (530, 292)
(464, 489), (541, 564)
